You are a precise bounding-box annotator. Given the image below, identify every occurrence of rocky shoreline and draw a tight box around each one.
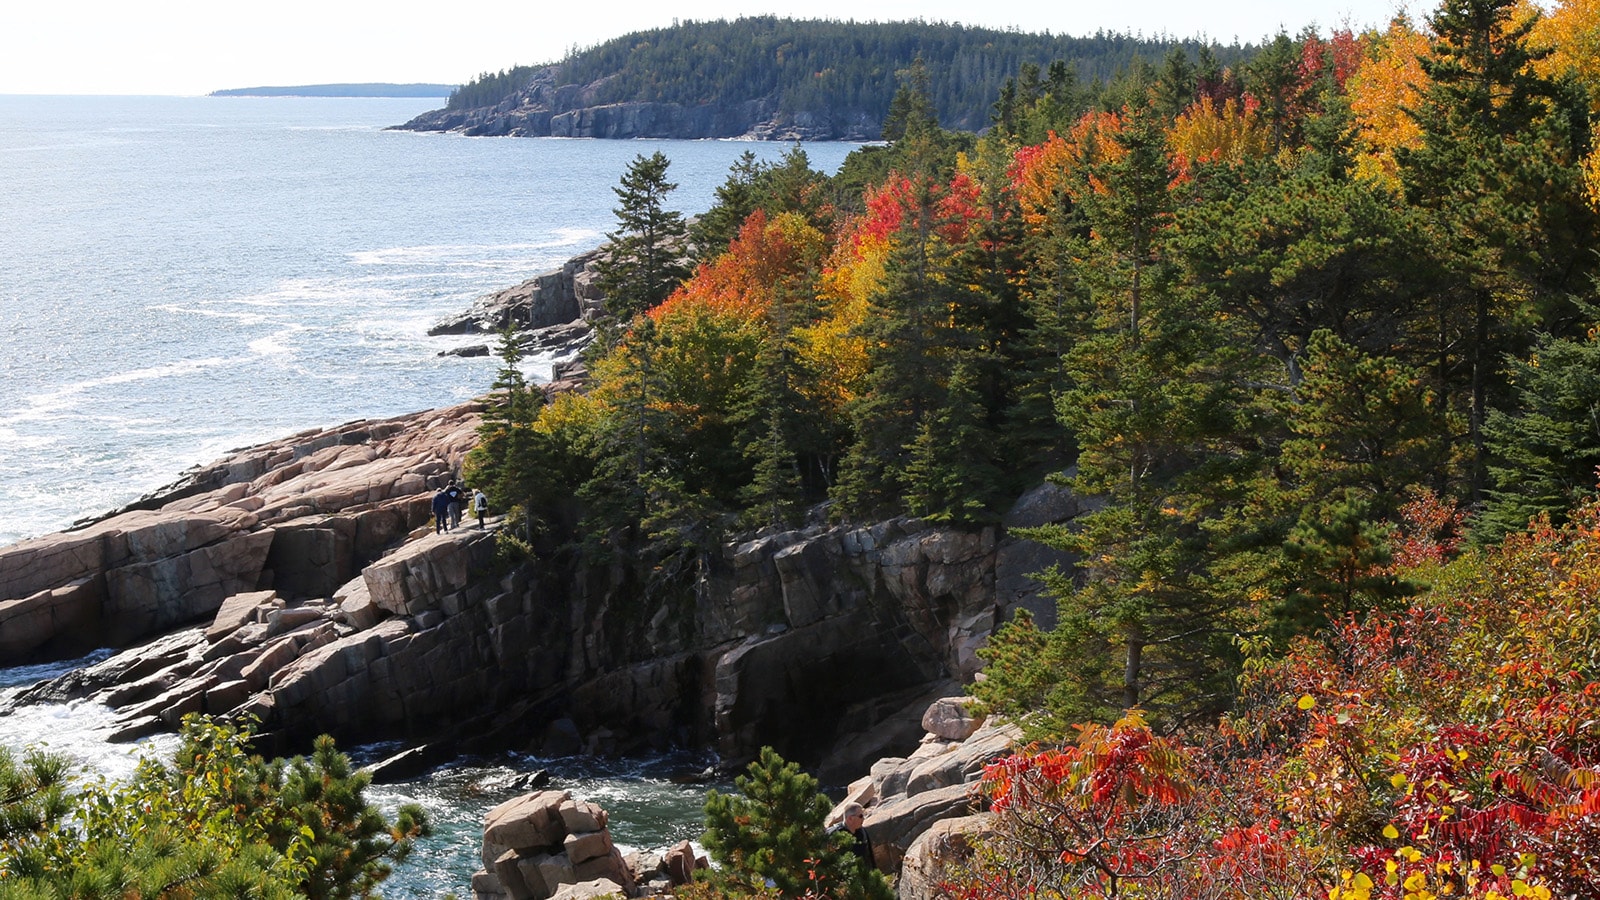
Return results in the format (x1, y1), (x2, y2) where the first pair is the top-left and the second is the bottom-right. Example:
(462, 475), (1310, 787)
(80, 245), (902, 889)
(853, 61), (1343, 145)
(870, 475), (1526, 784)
(394, 65), (879, 142)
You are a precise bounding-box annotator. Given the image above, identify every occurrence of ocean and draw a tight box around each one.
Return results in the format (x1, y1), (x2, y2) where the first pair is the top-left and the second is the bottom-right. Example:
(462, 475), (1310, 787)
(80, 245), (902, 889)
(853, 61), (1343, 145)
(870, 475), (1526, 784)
(0, 93), (854, 893)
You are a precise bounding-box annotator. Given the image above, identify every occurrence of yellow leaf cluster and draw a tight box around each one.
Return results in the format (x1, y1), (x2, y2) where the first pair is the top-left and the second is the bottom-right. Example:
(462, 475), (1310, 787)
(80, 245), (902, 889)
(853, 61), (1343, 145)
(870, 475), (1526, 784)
(1169, 96), (1270, 170)
(793, 223), (881, 414)
(1531, 0), (1600, 111)
(1531, 0), (1600, 210)
(1585, 132), (1600, 210)
(1348, 19), (1431, 189)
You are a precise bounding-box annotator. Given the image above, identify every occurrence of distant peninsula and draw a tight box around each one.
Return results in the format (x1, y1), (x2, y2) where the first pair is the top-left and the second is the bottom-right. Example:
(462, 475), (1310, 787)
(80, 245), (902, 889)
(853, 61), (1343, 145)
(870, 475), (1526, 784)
(211, 83), (454, 98)
(394, 17), (1251, 141)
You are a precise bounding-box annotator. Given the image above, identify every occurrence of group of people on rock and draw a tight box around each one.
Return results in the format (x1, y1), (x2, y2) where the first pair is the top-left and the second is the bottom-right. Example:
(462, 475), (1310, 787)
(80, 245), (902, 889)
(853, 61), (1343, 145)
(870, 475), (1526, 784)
(432, 480), (488, 534)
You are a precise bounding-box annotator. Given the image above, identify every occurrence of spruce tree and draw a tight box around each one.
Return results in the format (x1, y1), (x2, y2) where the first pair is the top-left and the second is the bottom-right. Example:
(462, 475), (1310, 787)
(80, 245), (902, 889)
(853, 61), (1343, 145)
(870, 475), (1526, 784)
(737, 282), (813, 529)
(463, 326), (547, 542)
(905, 358), (1005, 523)
(1479, 328), (1600, 540)
(594, 151), (690, 322)
(1019, 98), (1251, 724)
(690, 150), (762, 262)
(832, 175), (971, 519)
(1398, 0), (1594, 500)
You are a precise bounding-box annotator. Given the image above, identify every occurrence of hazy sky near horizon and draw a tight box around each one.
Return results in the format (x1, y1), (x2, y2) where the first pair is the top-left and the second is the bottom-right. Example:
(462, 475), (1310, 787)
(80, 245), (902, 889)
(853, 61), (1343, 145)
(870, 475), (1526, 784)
(3, 0), (1424, 96)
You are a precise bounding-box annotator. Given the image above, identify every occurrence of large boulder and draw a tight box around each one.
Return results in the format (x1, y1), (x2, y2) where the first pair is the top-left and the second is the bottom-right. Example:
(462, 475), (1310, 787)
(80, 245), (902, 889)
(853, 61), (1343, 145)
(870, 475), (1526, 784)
(921, 697), (983, 742)
(363, 527), (497, 618)
(472, 790), (634, 900)
(827, 702), (1020, 876)
(865, 782), (977, 873)
(897, 814), (994, 900)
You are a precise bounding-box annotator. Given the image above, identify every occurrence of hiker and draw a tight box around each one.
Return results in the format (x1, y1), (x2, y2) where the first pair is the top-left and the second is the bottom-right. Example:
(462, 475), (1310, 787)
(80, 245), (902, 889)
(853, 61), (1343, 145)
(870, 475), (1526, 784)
(473, 488), (488, 528)
(431, 488), (451, 534)
(446, 481), (463, 530)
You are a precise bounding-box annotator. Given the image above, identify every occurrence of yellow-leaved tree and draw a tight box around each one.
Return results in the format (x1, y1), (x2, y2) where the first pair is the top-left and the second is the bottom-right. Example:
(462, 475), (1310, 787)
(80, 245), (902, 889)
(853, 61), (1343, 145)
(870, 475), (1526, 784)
(1168, 95), (1272, 174)
(1530, 0), (1600, 207)
(1347, 17), (1431, 189)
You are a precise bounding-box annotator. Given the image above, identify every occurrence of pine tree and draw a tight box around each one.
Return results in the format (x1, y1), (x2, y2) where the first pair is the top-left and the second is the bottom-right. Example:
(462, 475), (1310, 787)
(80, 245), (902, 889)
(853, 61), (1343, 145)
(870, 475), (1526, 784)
(702, 747), (892, 900)
(594, 151), (691, 322)
(1275, 496), (1418, 636)
(1278, 330), (1446, 520)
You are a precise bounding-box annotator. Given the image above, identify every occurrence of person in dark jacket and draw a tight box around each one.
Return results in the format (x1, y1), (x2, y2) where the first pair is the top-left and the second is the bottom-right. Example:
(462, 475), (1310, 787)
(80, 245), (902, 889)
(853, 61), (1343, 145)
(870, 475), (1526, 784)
(828, 802), (874, 869)
(432, 488), (451, 534)
(445, 482), (464, 529)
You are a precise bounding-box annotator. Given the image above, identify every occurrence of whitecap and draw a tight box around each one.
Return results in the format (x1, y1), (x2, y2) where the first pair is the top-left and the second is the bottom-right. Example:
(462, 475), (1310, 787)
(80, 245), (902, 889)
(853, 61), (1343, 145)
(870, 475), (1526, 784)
(0, 426), (56, 450)
(0, 694), (179, 785)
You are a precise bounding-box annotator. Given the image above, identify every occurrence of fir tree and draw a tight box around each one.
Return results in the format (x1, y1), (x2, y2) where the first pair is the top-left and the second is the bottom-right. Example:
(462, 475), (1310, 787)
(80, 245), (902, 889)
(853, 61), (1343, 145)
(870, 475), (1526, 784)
(689, 150), (762, 262)
(1479, 327), (1600, 540)
(881, 57), (938, 142)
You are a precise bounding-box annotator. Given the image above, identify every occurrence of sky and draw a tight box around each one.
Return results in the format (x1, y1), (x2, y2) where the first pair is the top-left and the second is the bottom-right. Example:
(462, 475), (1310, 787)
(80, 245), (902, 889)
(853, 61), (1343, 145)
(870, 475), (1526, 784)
(1, 0), (1424, 96)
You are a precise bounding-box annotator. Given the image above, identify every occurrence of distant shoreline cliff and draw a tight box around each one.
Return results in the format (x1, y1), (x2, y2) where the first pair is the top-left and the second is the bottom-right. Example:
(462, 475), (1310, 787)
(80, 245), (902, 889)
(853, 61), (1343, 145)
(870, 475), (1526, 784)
(393, 63), (879, 142)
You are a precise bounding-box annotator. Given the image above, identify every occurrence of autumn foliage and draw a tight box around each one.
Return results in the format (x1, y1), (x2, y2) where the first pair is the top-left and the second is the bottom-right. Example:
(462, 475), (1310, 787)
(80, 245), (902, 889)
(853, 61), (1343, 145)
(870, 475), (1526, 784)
(947, 496), (1600, 899)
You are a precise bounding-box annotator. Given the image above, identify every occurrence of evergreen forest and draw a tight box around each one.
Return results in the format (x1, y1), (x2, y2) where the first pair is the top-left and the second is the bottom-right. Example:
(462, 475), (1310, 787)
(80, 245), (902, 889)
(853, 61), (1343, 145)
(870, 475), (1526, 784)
(461, 0), (1600, 894)
(445, 17), (1254, 131)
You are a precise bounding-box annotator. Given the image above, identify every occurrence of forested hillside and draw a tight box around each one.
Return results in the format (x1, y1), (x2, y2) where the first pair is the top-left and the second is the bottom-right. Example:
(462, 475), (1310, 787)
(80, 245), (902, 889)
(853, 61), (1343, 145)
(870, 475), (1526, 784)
(465, 0), (1600, 892)
(439, 17), (1252, 134)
